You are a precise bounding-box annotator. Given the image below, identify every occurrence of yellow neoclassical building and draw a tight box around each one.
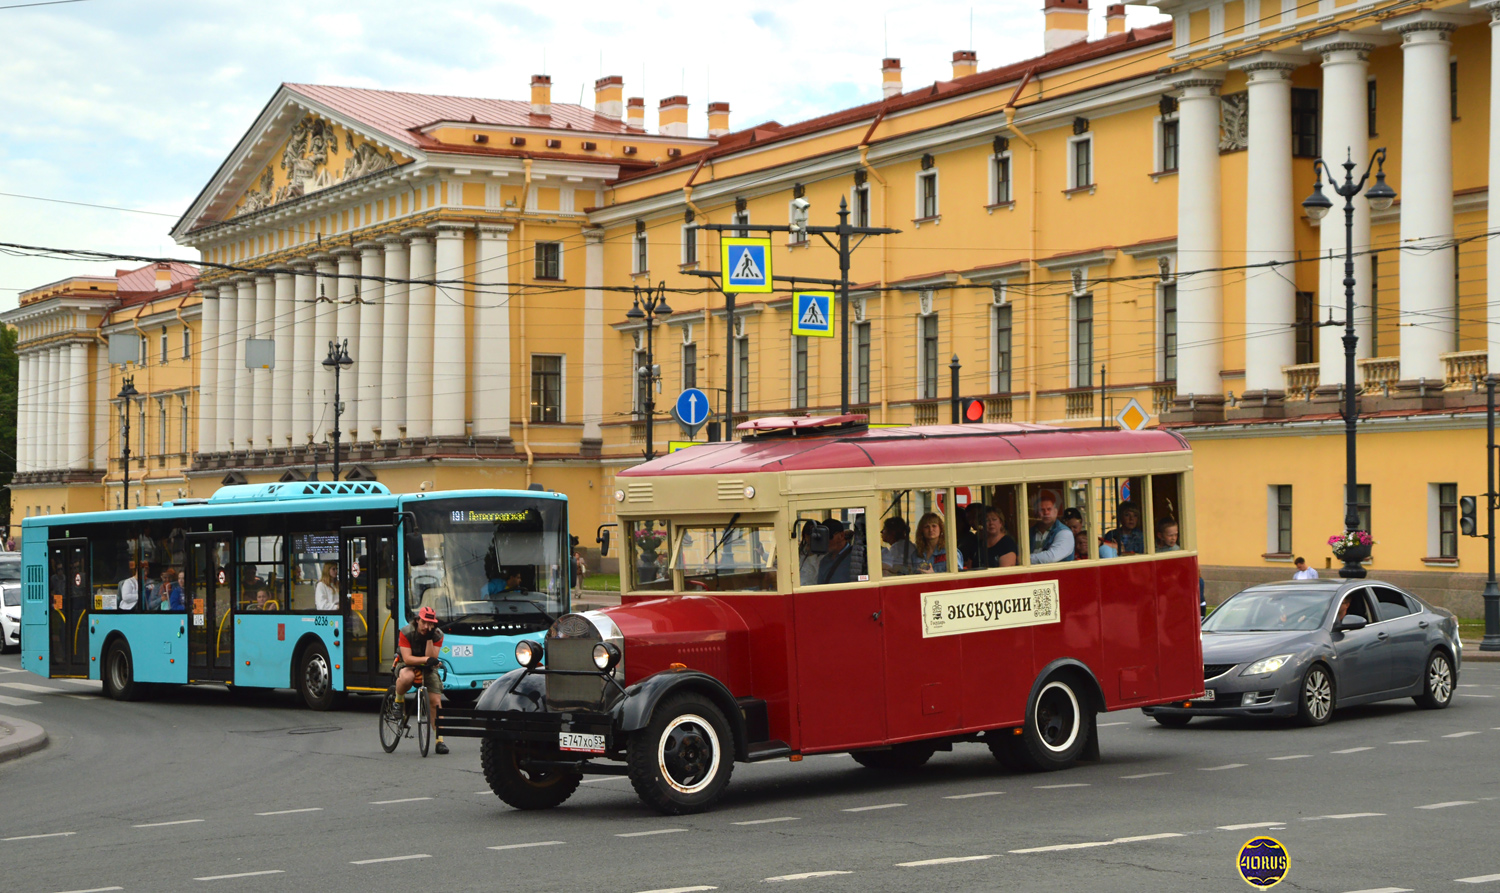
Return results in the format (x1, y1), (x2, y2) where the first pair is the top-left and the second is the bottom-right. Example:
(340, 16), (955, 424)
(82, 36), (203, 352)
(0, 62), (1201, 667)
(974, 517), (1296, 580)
(8, 0), (1499, 612)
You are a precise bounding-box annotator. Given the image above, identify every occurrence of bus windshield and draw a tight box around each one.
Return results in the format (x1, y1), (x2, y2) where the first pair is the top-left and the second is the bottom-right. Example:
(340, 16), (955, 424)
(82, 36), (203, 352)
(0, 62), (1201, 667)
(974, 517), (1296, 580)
(672, 525), (777, 592)
(406, 497), (569, 634)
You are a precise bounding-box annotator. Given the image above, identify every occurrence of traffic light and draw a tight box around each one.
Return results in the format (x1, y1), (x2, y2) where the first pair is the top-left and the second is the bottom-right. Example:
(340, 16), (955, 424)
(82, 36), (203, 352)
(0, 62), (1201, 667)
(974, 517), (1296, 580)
(1461, 496), (1479, 537)
(959, 398), (985, 423)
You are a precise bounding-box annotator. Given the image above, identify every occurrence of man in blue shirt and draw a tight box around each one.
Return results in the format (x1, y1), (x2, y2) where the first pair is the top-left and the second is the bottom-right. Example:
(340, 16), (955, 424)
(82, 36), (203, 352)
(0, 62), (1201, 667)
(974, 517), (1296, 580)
(817, 519), (854, 585)
(1029, 492), (1075, 564)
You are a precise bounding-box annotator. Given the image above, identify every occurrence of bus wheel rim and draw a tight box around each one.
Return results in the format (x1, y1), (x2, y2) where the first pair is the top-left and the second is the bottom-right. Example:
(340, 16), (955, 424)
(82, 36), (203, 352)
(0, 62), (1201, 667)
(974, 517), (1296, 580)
(110, 649), (127, 689)
(1034, 681), (1080, 753)
(305, 653), (330, 699)
(658, 713), (720, 795)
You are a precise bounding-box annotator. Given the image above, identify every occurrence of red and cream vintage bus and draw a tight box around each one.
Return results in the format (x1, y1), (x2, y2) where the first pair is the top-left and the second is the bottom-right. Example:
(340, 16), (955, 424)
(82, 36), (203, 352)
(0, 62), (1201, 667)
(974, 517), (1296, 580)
(443, 416), (1203, 814)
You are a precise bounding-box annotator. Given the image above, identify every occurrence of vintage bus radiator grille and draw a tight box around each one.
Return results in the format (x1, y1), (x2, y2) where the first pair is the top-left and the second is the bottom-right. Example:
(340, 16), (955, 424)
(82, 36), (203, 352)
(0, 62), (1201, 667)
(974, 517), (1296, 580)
(716, 480), (746, 501)
(626, 483), (654, 503)
(1204, 664), (1236, 680)
(545, 635), (608, 710)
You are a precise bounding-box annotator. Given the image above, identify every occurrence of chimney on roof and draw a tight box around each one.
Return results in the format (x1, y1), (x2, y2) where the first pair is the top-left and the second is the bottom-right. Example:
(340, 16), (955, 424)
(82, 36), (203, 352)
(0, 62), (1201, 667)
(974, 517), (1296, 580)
(154, 263), (172, 292)
(1106, 3), (1127, 34)
(881, 57), (902, 98)
(952, 50), (977, 79)
(658, 95), (689, 137)
(594, 75), (624, 120)
(707, 102), (731, 138)
(530, 74), (552, 116)
(1044, 0), (1090, 52)
(626, 97), (645, 130)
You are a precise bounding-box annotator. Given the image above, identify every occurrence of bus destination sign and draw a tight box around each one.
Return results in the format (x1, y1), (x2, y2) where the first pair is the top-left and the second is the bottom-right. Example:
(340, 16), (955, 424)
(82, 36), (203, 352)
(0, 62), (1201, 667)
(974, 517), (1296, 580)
(920, 579), (1061, 638)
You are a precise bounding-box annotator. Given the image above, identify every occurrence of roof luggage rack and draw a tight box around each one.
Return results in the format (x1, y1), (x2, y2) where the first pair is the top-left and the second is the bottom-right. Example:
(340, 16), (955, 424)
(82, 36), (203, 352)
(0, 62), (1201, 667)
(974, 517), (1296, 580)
(737, 414), (869, 440)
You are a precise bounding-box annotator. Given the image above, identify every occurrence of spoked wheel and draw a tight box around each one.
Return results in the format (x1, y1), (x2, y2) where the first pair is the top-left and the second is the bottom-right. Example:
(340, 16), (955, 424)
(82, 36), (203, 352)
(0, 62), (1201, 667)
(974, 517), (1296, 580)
(1415, 650), (1454, 709)
(1296, 663), (1335, 727)
(627, 693), (735, 815)
(298, 643), (335, 711)
(1012, 675), (1091, 772)
(481, 738), (582, 810)
(378, 688), (403, 753)
(417, 692), (432, 757)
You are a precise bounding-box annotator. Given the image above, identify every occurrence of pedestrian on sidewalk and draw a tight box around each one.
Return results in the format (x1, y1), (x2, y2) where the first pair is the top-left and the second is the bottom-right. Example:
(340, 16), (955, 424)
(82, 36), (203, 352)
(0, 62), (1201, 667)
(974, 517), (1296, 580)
(1292, 557), (1318, 580)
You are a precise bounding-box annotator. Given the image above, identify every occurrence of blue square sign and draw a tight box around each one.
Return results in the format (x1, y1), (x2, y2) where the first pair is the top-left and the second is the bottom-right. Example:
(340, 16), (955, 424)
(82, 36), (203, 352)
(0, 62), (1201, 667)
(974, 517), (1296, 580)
(721, 237), (772, 293)
(792, 291), (835, 337)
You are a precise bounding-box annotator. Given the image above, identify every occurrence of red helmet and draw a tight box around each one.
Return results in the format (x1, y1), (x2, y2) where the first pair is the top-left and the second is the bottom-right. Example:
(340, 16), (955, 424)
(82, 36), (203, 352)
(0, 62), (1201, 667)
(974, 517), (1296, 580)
(416, 606), (438, 623)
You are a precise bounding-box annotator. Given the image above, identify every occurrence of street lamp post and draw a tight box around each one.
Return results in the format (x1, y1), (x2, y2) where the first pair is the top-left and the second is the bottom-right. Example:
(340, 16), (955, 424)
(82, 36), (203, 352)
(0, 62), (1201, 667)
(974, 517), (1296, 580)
(626, 282), (673, 460)
(1301, 148), (1396, 580)
(118, 376), (138, 509)
(322, 339), (353, 481)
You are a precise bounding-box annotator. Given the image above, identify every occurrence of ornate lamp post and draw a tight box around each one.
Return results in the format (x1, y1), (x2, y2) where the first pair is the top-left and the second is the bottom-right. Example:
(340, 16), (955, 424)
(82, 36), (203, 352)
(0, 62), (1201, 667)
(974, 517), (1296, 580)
(322, 339), (354, 480)
(118, 376), (138, 508)
(1301, 148), (1395, 579)
(625, 281), (673, 460)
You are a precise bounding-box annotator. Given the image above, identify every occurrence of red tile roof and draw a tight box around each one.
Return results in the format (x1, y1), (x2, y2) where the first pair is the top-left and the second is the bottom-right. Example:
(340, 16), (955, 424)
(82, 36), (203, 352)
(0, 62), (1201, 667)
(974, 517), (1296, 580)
(113, 262), (199, 308)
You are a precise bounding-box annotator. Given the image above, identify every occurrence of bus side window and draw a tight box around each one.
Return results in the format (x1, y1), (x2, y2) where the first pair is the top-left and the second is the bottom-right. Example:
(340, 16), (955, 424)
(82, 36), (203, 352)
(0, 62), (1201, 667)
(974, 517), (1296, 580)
(1026, 482), (1075, 565)
(627, 520), (672, 592)
(240, 535), (286, 612)
(797, 506), (867, 585)
(289, 530), (339, 611)
(878, 489), (951, 576)
(958, 484), (1021, 571)
(1099, 477), (1146, 557)
(1152, 473), (1184, 552)
(90, 524), (137, 611)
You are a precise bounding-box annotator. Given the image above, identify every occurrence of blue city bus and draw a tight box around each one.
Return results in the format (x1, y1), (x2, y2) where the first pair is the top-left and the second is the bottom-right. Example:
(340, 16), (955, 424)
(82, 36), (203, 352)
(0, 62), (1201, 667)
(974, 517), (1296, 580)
(18, 481), (570, 708)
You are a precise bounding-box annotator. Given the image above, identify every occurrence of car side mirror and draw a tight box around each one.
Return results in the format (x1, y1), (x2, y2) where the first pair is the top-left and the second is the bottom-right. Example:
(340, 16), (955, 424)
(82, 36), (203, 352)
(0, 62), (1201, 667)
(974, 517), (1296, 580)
(1336, 614), (1367, 632)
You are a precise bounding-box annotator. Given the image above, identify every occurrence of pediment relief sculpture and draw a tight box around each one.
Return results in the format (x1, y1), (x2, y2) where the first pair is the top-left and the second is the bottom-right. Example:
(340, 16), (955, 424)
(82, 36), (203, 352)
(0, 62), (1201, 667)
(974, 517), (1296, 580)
(1219, 91), (1248, 153)
(232, 116), (401, 218)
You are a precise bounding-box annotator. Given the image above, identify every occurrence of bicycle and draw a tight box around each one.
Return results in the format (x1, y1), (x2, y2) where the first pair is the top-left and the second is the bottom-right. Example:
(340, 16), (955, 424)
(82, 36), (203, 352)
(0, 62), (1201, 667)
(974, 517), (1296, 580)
(379, 667), (435, 757)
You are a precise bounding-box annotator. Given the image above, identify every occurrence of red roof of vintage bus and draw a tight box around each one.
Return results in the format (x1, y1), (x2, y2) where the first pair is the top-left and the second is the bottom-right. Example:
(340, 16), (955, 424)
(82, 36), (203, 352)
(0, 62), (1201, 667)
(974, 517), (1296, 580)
(618, 423), (1190, 477)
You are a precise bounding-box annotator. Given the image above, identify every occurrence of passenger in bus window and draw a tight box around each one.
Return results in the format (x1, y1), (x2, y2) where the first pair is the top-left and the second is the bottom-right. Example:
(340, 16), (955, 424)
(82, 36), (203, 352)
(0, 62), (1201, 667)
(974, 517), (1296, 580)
(913, 512), (957, 573)
(161, 568), (183, 611)
(798, 523), (822, 585)
(1029, 491), (1075, 564)
(1156, 519), (1182, 552)
(1104, 502), (1145, 555)
(956, 503), (983, 569)
(817, 520), (854, 585)
(315, 563), (339, 611)
(880, 516), (916, 575)
(1062, 508), (1089, 560)
(968, 508), (1018, 569)
(118, 559), (140, 611)
(143, 565), (162, 612)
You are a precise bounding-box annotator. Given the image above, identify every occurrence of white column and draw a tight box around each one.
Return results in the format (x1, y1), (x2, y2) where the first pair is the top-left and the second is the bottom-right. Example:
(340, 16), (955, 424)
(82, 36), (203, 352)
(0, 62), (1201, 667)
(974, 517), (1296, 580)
(92, 346), (108, 470)
(22, 350), (38, 471)
(251, 274), (274, 449)
(473, 225), (513, 440)
(356, 242), (385, 440)
(67, 342), (87, 468)
(334, 248), (362, 441)
(1388, 15), (1458, 381)
(271, 269), (294, 448)
(583, 228), (605, 443)
(290, 261), (315, 446)
(16, 350), (31, 472)
(1483, 1), (1500, 373)
(198, 285), (219, 453)
(215, 284), (236, 453)
(1235, 57), (1300, 395)
(1307, 36), (1376, 387)
(379, 236), (410, 439)
(310, 255), (338, 447)
(405, 230), (436, 440)
(43, 347), (57, 469)
(1170, 72), (1227, 408)
(432, 224), (469, 439)
(232, 277), (254, 449)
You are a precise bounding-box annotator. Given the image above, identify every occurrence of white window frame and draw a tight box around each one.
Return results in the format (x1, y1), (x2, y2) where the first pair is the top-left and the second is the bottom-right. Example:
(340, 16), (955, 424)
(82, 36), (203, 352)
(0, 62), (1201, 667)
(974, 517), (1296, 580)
(1070, 291), (1094, 389)
(156, 396), (167, 456)
(159, 328), (169, 365)
(529, 353), (566, 423)
(850, 184), (872, 227)
(534, 240), (564, 280)
(632, 232), (648, 275)
(179, 394), (190, 454)
(1428, 482), (1461, 560)
(988, 152), (1013, 206)
(181, 326), (191, 359)
(914, 169), (940, 221)
(854, 319), (871, 405)
(918, 312), (940, 398)
(991, 288), (1013, 394)
(681, 340), (697, 390)
(792, 334), (809, 408)
(732, 209), (750, 231)
(681, 223), (700, 266)
(735, 335), (750, 411)
(632, 348), (648, 416)
(786, 200), (809, 246)
(1067, 134), (1094, 191)
(1153, 114), (1179, 177)
(1266, 484), (1292, 555)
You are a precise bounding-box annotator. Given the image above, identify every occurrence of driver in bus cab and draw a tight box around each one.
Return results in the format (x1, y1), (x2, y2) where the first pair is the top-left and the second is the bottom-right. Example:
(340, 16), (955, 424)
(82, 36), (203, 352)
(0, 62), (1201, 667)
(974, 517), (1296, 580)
(396, 605), (449, 755)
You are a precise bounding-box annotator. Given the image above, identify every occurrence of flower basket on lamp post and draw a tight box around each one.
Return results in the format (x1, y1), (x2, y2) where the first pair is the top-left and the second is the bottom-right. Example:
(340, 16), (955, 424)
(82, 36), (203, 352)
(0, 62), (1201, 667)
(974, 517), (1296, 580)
(1329, 530), (1374, 574)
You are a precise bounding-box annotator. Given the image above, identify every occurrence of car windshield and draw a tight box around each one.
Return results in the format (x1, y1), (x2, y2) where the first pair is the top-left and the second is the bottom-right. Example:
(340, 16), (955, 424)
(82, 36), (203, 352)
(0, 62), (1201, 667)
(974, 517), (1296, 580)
(406, 497), (570, 635)
(672, 525), (777, 592)
(1203, 589), (1333, 632)
(0, 562), (19, 583)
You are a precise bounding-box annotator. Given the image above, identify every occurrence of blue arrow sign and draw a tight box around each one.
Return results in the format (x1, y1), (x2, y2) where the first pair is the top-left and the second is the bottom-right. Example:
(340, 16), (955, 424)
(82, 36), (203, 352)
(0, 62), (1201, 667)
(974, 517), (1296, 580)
(675, 387), (710, 431)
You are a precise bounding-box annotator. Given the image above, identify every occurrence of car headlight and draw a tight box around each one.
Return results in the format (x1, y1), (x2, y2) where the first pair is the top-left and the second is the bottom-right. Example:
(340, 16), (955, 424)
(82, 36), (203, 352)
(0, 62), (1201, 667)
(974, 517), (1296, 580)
(1241, 654), (1293, 676)
(592, 642), (621, 671)
(515, 639), (544, 669)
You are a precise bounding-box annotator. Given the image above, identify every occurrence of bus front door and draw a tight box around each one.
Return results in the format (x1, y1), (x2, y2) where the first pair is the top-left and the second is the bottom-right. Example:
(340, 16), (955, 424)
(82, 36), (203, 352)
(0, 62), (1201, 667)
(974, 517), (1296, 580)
(186, 534), (235, 683)
(341, 527), (396, 689)
(47, 539), (89, 677)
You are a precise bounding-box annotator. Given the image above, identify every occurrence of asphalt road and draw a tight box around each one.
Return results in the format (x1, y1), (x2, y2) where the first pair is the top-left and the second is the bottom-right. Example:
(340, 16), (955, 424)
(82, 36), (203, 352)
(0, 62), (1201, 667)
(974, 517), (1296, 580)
(3, 652), (1500, 893)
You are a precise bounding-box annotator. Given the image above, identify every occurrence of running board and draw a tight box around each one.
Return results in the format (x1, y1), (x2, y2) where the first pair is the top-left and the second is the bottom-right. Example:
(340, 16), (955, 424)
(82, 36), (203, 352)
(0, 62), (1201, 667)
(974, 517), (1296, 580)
(744, 740), (793, 762)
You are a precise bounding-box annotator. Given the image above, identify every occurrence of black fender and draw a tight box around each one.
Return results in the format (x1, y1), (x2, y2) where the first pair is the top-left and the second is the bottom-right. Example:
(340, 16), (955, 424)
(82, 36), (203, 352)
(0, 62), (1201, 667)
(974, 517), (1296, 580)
(1027, 658), (1104, 762)
(613, 668), (748, 761)
(475, 668), (546, 712)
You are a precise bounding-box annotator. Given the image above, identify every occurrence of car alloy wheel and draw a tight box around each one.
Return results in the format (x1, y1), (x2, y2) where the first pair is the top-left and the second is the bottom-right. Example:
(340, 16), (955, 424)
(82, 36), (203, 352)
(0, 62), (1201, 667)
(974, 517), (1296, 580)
(1299, 665), (1333, 725)
(1416, 651), (1454, 710)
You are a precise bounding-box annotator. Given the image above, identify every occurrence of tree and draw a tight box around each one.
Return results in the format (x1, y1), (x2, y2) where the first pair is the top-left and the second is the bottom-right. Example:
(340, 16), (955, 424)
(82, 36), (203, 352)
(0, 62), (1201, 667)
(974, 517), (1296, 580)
(0, 325), (16, 539)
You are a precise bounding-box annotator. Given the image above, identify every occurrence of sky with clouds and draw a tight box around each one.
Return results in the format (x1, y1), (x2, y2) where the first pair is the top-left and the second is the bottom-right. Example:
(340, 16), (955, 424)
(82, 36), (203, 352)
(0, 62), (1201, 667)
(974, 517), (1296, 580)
(0, 0), (1167, 311)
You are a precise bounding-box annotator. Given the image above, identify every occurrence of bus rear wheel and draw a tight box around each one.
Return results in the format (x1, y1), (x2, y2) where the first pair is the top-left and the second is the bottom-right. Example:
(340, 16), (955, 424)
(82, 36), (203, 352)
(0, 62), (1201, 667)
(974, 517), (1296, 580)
(102, 639), (141, 702)
(1013, 675), (1091, 772)
(850, 742), (937, 771)
(481, 737), (581, 810)
(297, 643), (335, 711)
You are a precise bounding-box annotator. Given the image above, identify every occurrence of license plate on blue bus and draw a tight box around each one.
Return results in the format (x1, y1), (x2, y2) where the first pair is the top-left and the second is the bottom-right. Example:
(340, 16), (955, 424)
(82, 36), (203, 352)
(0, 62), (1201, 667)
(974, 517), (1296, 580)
(560, 732), (605, 754)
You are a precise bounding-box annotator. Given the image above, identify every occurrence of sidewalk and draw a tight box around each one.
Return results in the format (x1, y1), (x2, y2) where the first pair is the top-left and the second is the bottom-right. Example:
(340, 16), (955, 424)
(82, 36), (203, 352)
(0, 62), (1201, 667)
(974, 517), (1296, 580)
(0, 714), (48, 764)
(1463, 641), (1500, 662)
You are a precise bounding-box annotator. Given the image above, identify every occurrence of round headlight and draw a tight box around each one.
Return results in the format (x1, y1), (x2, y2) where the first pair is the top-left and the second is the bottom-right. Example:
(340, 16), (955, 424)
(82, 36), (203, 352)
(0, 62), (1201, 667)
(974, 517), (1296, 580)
(743, 485), (755, 499)
(614, 489), (626, 503)
(592, 641), (621, 671)
(515, 639), (543, 668)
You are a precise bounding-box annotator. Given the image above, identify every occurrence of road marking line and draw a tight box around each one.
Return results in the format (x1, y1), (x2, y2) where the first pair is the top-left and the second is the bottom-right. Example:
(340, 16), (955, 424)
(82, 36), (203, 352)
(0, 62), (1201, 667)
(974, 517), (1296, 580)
(1443, 731), (1483, 738)
(194, 870), (285, 881)
(617, 828), (688, 837)
(1269, 755), (1312, 761)
(842, 803), (906, 812)
(1389, 740), (1428, 744)
(1010, 832), (1183, 854)
(0, 694), (41, 706)
(1304, 813), (1385, 820)
(943, 792), (1004, 800)
(1331, 747), (1374, 754)
(52, 887), (123, 893)
(254, 807), (322, 816)
(1417, 801), (1476, 810)
(1218, 822), (1284, 830)
(1120, 772), (1170, 779)
(474, 790), (490, 795)
(1035, 783), (1090, 789)
(580, 777), (630, 783)
(733, 817), (800, 825)
(898, 855), (996, 867)
(1098, 721), (1129, 727)
(0, 681), (65, 693)
(350, 854), (431, 865)
(1461, 694), (1495, 698)
(1339, 887), (1412, 892)
(369, 797), (432, 805)
(0, 666), (23, 672)
(763, 871), (853, 882)
(133, 819), (204, 828)
(54, 678), (102, 688)
(1200, 764), (1247, 771)
(489, 840), (565, 850)
(1457, 875), (1500, 884)
(3, 831), (75, 841)
(635, 887), (717, 893)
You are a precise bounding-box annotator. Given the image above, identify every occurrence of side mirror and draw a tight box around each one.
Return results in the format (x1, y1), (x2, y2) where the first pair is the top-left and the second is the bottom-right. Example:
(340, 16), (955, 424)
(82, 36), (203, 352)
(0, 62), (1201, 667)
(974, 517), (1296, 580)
(1336, 614), (1367, 632)
(597, 526), (612, 558)
(809, 523), (830, 554)
(402, 514), (427, 567)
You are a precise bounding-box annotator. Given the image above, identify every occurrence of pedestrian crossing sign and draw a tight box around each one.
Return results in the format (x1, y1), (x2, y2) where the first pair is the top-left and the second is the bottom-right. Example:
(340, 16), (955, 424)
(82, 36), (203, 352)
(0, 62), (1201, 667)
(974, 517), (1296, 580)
(792, 291), (835, 337)
(721, 237), (773, 293)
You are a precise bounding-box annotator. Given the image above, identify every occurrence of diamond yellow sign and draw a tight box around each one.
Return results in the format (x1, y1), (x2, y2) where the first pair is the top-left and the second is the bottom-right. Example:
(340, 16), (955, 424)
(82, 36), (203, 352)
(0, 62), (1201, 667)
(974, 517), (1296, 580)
(1115, 397), (1150, 431)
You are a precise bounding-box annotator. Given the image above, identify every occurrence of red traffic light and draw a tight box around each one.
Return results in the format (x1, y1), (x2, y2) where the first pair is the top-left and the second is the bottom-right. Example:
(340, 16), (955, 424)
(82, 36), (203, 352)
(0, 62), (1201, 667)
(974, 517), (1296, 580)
(960, 398), (985, 423)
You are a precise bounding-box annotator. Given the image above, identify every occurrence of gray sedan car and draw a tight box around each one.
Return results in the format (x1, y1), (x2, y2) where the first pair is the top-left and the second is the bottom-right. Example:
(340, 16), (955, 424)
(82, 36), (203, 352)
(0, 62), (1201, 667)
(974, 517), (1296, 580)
(1143, 580), (1461, 727)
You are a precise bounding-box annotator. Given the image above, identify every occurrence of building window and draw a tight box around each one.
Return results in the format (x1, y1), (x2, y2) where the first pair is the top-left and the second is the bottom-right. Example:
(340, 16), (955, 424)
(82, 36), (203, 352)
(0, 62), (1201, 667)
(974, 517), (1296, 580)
(917, 170), (938, 219)
(856, 321), (871, 404)
(181, 327), (191, 360)
(535, 241), (562, 280)
(732, 209), (750, 233)
(793, 336), (809, 408)
(992, 153), (1012, 204)
(530, 354), (562, 422)
(139, 335), (149, 365)
(633, 349), (649, 418)
(736, 336), (750, 411)
(1450, 59), (1459, 120)
(993, 304), (1013, 393)
(159, 328), (169, 364)
(1370, 254), (1380, 355)
(1161, 283), (1177, 381)
(138, 402), (147, 463)
(1367, 78), (1377, 137)
(1353, 483), (1372, 533)
(1437, 483), (1458, 559)
(853, 185), (870, 227)
(1074, 293), (1094, 387)
(1069, 136), (1093, 189)
(633, 232), (648, 274)
(1159, 119), (1179, 172)
(1295, 291), (1316, 365)
(920, 314), (939, 398)
(1292, 88), (1319, 157)
(157, 397), (167, 456)
(682, 342), (697, 389)
(179, 395), (190, 454)
(682, 224), (698, 265)
(1274, 485), (1293, 554)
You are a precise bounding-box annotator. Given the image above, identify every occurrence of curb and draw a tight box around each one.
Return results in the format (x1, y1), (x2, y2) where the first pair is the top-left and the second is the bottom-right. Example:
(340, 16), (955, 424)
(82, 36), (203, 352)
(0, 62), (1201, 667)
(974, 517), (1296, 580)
(1462, 642), (1500, 663)
(0, 714), (48, 765)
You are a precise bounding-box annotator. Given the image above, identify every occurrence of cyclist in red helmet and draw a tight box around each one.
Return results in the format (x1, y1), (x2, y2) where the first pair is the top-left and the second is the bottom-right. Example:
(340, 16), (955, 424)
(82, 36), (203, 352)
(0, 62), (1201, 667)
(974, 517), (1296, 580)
(396, 605), (448, 754)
